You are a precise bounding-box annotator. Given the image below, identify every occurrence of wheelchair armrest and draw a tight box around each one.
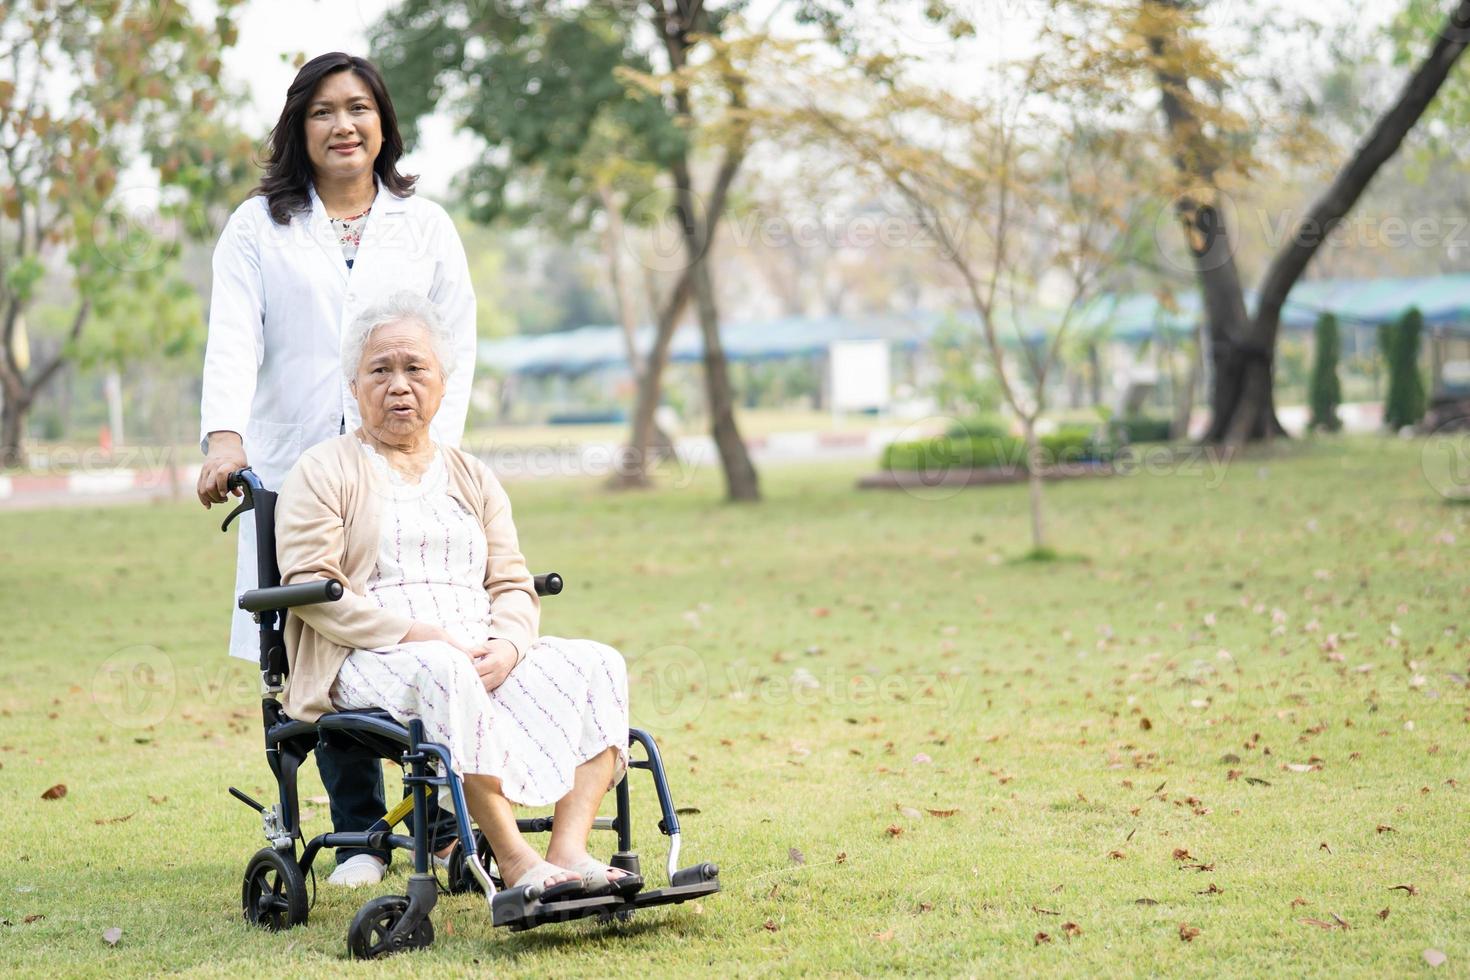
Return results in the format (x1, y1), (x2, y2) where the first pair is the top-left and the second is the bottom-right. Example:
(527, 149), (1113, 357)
(239, 579), (344, 614)
(533, 573), (563, 597)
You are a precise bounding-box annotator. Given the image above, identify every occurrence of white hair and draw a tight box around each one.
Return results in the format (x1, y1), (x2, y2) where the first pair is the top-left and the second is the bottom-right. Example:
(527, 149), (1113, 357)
(341, 291), (457, 382)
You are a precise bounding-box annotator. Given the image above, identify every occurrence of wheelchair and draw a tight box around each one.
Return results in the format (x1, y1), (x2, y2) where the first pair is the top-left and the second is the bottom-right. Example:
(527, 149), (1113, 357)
(218, 468), (719, 958)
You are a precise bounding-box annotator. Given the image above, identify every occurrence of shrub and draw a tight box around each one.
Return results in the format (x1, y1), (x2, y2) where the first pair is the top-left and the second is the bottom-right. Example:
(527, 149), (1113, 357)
(1381, 307), (1427, 430)
(1309, 312), (1343, 433)
(1113, 416), (1172, 444)
(944, 416), (1009, 440)
(881, 426), (1111, 473)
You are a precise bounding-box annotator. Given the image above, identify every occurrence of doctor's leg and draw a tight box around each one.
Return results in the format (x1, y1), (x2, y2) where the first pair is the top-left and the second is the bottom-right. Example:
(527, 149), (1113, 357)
(315, 731), (389, 866)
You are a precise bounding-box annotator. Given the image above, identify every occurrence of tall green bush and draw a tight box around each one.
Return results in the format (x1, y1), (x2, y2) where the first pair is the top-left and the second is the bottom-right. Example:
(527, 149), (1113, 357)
(1308, 312), (1342, 432)
(1381, 307), (1427, 430)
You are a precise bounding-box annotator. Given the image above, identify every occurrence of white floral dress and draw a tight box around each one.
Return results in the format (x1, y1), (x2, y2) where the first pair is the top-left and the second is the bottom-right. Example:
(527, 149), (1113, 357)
(330, 440), (629, 806)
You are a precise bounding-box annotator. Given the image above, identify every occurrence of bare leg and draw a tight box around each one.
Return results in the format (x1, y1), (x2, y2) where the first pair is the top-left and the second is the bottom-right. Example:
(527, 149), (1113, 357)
(462, 773), (577, 890)
(544, 747), (631, 881)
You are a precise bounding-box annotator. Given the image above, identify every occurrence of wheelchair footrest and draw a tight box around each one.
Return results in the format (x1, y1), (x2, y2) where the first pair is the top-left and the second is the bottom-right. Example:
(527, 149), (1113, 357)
(627, 865), (721, 910)
(491, 886), (622, 931)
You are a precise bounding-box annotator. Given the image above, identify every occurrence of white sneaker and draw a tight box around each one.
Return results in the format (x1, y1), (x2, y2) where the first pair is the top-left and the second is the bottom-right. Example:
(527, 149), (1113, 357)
(327, 854), (385, 887)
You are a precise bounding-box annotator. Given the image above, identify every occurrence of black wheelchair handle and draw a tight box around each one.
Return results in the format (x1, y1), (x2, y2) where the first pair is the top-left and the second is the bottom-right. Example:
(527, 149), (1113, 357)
(239, 579), (344, 614)
(227, 468), (265, 494)
(533, 573), (563, 597)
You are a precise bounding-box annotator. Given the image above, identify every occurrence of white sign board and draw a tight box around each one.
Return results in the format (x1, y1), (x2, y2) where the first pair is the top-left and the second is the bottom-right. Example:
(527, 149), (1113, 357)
(828, 339), (891, 412)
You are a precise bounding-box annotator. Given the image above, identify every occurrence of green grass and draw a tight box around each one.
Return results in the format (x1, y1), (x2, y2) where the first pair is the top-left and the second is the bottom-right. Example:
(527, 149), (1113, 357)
(1, 437), (1467, 976)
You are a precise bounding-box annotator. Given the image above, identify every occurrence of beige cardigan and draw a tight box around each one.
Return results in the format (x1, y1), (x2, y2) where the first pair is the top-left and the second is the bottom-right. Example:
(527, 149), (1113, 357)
(273, 433), (540, 722)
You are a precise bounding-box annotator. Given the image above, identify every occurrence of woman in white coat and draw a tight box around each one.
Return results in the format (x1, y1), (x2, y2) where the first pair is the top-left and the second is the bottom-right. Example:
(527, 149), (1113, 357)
(197, 52), (476, 887)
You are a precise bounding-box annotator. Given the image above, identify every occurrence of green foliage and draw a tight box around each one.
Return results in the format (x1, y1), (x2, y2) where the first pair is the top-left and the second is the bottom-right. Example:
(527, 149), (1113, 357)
(370, 3), (683, 232)
(944, 416), (1008, 439)
(1113, 415), (1173, 444)
(881, 426), (1108, 472)
(1309, 312), (1343, 433)
(1380, 306), (1427, 430)
(0, 0), (249, 460)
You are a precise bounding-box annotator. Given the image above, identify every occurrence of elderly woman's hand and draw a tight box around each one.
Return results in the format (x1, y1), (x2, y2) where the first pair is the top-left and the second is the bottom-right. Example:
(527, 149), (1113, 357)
(469, 639), (519, 693)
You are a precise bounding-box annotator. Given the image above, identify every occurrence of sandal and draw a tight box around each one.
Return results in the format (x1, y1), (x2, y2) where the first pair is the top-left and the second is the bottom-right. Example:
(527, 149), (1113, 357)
(512, 860), (585, 903)
(568, 857), (643, 897)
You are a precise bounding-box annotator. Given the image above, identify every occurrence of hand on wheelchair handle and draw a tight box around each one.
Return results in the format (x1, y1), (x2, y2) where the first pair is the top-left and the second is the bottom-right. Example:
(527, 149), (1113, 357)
(198, 432), (249, 508)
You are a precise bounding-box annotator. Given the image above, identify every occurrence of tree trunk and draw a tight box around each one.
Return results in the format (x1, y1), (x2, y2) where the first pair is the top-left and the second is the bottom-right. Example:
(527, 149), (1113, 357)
(1021, 420), (1046, 552)
(1086, 341), (1103, 407)
(0, 391), (28, 469)
(597, 182), (676, 489)
(1148, 0), (1470, 445)
(653, 0), (760, 502)
(611, 272), (691, 490)
(690, 255), (759, 501)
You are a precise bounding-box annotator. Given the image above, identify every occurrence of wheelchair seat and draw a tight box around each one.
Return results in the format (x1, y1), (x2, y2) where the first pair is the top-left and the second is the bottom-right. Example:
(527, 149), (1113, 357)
(219, 467), (719, 958)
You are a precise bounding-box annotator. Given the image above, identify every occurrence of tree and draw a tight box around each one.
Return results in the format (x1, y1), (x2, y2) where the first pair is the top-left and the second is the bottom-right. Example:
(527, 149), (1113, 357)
(1382, 306), (1428, 430)
(0, 0), (249, 466)
(1308, 312), (1342, 432)
(1051, 0), (1470, 446)
(371, 1), (766, 499)
(767, 48), (1144, 550)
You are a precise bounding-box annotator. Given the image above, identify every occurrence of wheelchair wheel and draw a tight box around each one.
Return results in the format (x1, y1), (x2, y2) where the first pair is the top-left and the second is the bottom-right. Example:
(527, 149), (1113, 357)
(446, 831), (499, 894)
(241, 847), (308, 930)
(347, 895), (434, 959)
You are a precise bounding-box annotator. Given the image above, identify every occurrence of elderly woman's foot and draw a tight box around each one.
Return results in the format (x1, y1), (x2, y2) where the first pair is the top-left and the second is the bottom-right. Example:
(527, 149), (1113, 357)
(496, 850), (583, 901)
(549, 849), (643, 896)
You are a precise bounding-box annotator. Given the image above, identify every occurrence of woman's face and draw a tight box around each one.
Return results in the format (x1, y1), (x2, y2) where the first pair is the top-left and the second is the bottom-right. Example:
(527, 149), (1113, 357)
(303, 69), (383, 186)
(351, 319), (446, 442)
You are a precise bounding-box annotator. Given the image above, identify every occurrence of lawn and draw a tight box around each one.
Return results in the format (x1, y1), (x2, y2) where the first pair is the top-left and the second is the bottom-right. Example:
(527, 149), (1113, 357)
(0, 437), (1466, 977)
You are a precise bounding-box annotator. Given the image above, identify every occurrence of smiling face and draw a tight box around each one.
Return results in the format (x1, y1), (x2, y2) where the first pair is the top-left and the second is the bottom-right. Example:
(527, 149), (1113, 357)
(351, 319), (446, 442)
(303, 69), (383, 187)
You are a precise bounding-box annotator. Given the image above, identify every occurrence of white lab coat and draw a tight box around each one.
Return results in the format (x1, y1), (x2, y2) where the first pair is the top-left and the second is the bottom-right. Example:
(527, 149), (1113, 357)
(200, 178), (477, 661)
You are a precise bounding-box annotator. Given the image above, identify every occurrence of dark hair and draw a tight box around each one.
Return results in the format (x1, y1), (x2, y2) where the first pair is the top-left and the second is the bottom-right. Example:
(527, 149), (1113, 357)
(254, 52), (417, 225)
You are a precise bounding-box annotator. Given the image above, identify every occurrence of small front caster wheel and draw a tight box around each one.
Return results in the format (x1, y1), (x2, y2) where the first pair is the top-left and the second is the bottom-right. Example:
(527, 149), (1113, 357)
(241, 847), (308, 930)
(347, 895), (434, 959)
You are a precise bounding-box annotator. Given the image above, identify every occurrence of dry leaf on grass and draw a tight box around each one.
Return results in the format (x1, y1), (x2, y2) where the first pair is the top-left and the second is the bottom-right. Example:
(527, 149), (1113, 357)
(885, 824), (904, 838)
(762, 919), (779, 932)
(1034, 932), (1052, 945)
(1178, 923), (1200, 942)
(93, 813), (134, 826)
(895, 804), (922, 820)
(1062, 922), (1083, 938)
(22, 914), (44, 924)
(1377, 908), (1390, 920)
(788, 847), (805, 866)
(102, 927), (122, 946)
(40, 784), (66, 801)
(926, 807), (959, 818)
(1300, 918), (1344, 931)
(873, 929), (895, 942)
(1424, 949), (1447, 968)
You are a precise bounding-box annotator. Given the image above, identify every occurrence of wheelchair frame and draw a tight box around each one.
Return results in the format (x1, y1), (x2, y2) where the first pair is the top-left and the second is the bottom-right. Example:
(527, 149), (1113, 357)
(220, 468), (718, 958)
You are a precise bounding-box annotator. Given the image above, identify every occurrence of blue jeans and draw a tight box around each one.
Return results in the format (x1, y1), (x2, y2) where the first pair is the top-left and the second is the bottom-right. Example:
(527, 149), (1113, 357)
(316, 732), (458, 865)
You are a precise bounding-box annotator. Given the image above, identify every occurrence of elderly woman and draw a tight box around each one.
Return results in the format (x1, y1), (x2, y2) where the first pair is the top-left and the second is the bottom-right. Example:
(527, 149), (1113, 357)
(274, 290), (637, 900)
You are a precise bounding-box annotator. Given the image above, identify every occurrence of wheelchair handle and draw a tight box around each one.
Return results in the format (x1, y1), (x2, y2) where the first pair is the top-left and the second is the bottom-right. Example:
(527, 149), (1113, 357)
(239, 579), (344, 614)
(227, 468), (265, 494)
(533, 573), (562, 597)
